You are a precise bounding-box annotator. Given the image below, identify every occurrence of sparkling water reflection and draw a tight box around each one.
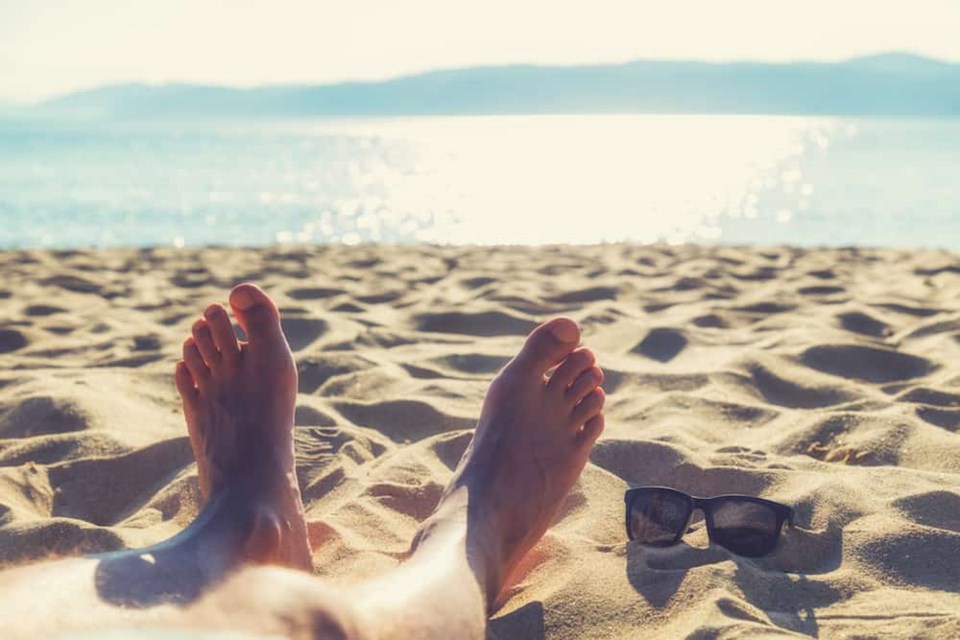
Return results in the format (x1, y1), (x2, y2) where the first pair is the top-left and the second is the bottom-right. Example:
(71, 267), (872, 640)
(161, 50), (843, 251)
(0, 115), (957, 249)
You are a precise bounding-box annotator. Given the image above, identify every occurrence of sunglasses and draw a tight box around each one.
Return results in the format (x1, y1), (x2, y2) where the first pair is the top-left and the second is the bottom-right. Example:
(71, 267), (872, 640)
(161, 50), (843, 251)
(625, 486), (794, 557)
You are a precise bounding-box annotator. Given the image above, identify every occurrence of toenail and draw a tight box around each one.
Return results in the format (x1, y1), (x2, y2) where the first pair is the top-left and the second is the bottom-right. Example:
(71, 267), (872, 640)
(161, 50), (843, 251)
(548, 319), (579, 343)
(231, 287), (256, 309)
(204, 305), (223, 318)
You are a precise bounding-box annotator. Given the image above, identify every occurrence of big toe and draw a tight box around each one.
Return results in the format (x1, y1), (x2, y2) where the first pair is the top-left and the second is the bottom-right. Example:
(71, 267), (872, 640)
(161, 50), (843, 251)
(510, 317), (580, 376)
(229, 283), (284, 344)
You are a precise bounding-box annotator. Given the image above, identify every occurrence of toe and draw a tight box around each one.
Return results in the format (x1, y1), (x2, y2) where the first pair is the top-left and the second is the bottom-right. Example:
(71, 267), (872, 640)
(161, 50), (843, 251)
(175, 361), (198, 403)
(182, 338), (210, 387)
(192, 318), (220, 367)
(578, 414), (605, 447)
(567, 366), (604, 405)
(510, 317), (580, 376)
(204, 303), (240, 364)
(229, 283), (285, 345)
(547, 347), (595, 393)
(572, 387), (605, 425)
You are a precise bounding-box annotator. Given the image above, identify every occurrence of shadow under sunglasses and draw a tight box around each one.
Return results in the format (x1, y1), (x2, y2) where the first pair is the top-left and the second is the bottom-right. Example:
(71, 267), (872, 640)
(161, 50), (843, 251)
(625, 486), (794, 558)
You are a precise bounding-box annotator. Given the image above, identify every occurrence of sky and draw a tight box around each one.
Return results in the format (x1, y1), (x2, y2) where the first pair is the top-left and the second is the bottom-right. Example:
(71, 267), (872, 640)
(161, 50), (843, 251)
(3, 0), (960, 103)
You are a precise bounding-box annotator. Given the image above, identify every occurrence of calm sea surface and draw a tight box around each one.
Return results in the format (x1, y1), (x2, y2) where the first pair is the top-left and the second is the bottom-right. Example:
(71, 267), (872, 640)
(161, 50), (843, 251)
(1, 115), (958, 249)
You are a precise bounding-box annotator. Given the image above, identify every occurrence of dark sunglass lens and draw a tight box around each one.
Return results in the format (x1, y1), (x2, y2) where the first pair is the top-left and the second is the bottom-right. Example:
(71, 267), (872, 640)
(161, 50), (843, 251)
(709, 499), (781, 557)
(629, 490), (690, 545)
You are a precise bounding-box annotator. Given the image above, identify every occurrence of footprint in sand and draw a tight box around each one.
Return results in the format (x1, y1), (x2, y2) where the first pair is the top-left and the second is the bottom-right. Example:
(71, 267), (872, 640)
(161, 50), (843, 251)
(335, 399), (475, 443)
(691, 313), (730, 329)
(46, 439), (193, 526)
(287, 287), (345, 301)
(0, 396), (89, 437)
(590, 439), (691, 485)
(425, 430), (474, 471)
(460, 276), (497, 289)
(294, 427), (385, 502)
(414, 310), (538, 337)
(158, 313), (191, 327)
(277, 317), (327, 351)
(168, 269), (211, 289)
(798, 285), (846, 296)
(331, 302), (365, 313)
(544, 286), (620, 304)
(914, 263), (960, 277)
(730, 266), (779, 281)
(786, 413), (859, 456)
(892, 490), (960, 532)
(898, 387), (960, 407)
(356, 291), (405, 305)
(432, 353), (511, 375)
(0, 520), (125, 565)
(745, 362), (855, 409)
(801, 344), (937, 383)
(870, 301), (942, 318)
(0, 329), (28, 354)
(632, 328), (687, 362)
(400, 363), (446, 380)
(733, 301), (797, 314)
(900, 388), (960, 429)
(900, 317), (960, 340)
(836, 311), (891, 338)
(364, 478), (446, 521)
(294, 404), (337, 427)
(297, 354), (376, 393)
(24, 305), (67, 317)
(132, 334), (162, 351)
(95, 353), (166, 368)
(40, 274), (103, 295)
(914, 407), (960, 430)
(852, 526), (960, 592)
(0, 431), (126, 466)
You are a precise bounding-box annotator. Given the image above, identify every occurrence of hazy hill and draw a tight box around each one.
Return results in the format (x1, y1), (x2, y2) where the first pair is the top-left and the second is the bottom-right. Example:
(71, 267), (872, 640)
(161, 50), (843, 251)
(34, 53), (960, 119)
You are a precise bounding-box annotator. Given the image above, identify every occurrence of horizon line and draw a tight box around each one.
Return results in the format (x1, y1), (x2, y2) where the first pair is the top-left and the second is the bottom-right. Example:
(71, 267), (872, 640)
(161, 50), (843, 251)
(8, 49), (957, 106)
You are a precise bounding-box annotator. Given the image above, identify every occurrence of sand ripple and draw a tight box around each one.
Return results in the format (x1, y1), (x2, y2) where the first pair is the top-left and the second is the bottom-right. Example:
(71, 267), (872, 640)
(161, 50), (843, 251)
(1, 245), (958, 638)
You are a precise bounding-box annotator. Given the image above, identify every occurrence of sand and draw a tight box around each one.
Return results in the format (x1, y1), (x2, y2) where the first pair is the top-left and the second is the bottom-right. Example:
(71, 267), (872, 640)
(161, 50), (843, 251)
(1, 244), (959, 638)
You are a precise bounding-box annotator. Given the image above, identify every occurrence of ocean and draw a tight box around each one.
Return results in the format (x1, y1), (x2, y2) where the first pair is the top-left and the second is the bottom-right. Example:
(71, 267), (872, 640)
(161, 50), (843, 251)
(1, 115), (958, 250)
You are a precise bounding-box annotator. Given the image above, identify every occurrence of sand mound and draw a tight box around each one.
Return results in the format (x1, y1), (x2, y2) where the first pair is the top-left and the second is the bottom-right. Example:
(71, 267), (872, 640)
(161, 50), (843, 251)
(1, 244), (958, 638)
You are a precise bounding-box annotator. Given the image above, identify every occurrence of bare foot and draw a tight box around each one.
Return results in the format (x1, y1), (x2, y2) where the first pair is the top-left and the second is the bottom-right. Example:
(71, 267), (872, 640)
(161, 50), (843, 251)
(416, 318), (605, 605)
(174, 283), (312, 571)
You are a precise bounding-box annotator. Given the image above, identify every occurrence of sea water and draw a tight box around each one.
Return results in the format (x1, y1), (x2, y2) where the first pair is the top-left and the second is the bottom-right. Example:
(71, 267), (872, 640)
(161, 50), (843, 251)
(1, 115), (958, 249)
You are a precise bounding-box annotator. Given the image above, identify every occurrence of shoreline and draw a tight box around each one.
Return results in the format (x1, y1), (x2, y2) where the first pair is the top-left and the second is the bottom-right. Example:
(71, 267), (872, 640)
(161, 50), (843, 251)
(3, 241), (960, 253)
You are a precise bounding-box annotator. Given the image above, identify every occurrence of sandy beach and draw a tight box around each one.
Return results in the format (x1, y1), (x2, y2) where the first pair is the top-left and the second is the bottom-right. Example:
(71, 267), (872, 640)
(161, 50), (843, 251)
(1, 243), (958, 638)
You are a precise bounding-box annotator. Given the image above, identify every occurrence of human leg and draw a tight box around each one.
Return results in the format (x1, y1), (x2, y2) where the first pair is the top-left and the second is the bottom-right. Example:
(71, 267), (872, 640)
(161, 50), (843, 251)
(0, 291), (605, 639)
(343, 317), (606, 639)
(0, 284), (313, 636)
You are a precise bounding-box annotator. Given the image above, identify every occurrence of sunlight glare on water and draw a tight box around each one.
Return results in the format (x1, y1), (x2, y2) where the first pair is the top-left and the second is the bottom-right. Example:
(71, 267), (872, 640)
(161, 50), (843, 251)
(6, 114), (958, 249)
(306, 115), (829, 245)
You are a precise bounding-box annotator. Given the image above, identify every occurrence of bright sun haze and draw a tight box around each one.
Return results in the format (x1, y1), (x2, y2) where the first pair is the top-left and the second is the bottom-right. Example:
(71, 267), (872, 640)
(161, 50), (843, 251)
(3, 0), (960, 102)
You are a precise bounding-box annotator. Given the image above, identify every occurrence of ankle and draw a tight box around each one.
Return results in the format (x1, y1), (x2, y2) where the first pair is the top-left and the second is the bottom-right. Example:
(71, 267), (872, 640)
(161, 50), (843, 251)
(411, 487), (504, 609)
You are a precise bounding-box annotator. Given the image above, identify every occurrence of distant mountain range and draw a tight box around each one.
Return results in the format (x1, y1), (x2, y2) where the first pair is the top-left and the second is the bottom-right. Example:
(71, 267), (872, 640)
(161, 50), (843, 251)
(26, 52), (960, 118)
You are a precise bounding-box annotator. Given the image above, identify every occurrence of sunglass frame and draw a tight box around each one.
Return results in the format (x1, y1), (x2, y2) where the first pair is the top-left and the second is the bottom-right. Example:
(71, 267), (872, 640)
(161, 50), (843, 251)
(624, 486), (794, 554)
